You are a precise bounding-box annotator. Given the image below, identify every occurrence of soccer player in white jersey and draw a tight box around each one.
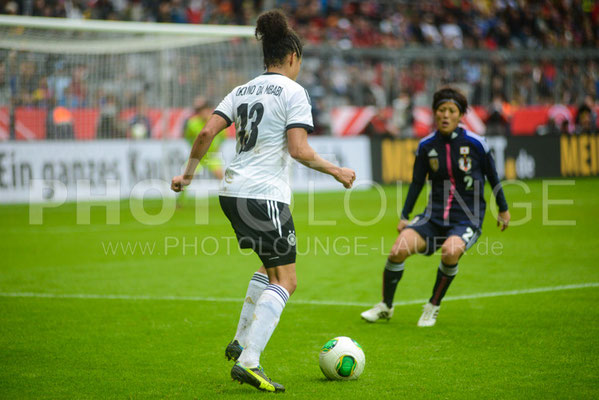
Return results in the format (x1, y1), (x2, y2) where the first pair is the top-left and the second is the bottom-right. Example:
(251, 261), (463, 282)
(171, 10), (356, 393)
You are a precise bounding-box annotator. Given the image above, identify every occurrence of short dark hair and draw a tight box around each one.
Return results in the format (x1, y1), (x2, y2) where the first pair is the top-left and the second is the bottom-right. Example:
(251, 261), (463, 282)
(432, 87), (468, 114)
(255, 10), (303, 69)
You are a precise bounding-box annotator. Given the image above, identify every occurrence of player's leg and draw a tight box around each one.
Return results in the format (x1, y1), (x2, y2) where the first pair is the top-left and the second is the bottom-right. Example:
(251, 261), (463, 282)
(361, 227), (427, 322)
(232, 262), (294, 392)
(419, 226), (479, 327)
(231, 199), (295, 392)
(433, 226), (481, 306)
(238, 262), (296, 369)
(430, 235), (466, 305)
(226, 264), (269, 361)
(384, 228), (427, 307)
(220, 195), (265, 360)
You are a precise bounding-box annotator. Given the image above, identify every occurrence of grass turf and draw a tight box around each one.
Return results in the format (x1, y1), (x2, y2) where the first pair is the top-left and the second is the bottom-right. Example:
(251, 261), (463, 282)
(1, 178), (598, 399)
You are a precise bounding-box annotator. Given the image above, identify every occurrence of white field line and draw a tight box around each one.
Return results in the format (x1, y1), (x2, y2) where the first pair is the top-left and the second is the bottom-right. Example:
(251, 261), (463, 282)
(0, 282), (597, 307)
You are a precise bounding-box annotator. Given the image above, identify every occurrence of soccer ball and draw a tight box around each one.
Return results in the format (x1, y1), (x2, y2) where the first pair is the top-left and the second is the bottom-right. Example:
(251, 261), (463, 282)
(319, 336), (365, 380)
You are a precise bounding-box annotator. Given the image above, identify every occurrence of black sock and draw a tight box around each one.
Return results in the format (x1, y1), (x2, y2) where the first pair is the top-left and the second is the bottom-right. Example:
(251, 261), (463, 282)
(383, 260), (404, 308)
(429, 262), (458, 306)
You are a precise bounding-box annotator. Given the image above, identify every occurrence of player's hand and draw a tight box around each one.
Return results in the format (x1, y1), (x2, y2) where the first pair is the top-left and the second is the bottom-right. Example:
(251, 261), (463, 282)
(171, 175), (191, 192)
(497, 210), (510, 231)
(397, 218), (409, 233)
(335, 167), (356, 189)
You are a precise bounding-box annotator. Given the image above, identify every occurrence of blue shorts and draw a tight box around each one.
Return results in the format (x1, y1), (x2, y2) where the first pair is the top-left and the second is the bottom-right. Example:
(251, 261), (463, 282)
(406, 214), (481, 256)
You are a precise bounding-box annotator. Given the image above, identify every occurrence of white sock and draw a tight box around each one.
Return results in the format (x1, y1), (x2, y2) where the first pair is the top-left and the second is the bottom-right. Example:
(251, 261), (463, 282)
(234, 272), (269, 348)
(238, 284), (289, 368)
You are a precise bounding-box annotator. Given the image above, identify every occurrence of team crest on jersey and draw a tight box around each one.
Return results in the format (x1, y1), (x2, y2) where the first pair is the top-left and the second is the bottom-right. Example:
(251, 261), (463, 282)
(460, 146), (470, 155)
(459, 156), (472, 172)
(287, 230), (297, 246)
(427, 149), (439, 171)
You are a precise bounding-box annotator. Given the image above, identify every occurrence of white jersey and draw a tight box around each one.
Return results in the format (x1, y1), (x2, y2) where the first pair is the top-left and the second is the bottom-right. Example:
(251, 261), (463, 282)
(214, 72), (313, 204)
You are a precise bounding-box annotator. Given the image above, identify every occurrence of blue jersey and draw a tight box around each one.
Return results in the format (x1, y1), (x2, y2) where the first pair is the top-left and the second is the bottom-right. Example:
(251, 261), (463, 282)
(401, 127), (508, 229)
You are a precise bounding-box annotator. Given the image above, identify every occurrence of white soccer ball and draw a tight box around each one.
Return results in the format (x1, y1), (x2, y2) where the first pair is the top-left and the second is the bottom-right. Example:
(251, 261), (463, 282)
(319, 336), (365, 380)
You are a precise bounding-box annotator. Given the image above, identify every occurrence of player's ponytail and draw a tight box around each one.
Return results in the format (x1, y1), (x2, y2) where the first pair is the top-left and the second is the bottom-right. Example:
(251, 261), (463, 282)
(255, 10), (303, 68)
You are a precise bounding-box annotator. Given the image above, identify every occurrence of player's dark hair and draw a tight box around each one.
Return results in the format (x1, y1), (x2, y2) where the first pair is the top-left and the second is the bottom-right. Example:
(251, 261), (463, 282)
(255, 10), (303, 68)
(432, 87), (468, 114)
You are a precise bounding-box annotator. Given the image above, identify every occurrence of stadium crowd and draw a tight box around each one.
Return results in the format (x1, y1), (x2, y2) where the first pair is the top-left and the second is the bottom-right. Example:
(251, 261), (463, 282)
(2, 1), (599, 50)
(1, 0), (598, 138)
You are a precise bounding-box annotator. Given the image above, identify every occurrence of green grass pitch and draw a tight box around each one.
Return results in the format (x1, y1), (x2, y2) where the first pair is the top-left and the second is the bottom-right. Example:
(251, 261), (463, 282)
(1, 178), (598, 399)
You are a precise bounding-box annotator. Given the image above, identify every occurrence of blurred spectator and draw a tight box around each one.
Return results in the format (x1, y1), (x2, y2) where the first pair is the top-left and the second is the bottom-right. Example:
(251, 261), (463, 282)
(388, 91), (413, 138)
(3, 1), (18, 14)
(575, 104), (598, 135)
(122, 0), (147, 22)
(420, 13), (442, 46)
(363, 107), (392, 138)
(128, 95), (151, 139)
(67, 65), (88, 107)
(90, 0), (115, 20)
(485, 94), (511, 137)
(65, 1), (85, 19)
(96, 94), (123, 138)
(32, 77), (50, 107)
(46, 98), (75, 139)
(440, 14), (463, 49)
(0, 60), (9, 106)
(545, 104), (575, 135)
(128, 96), (151, 139)
(15, 60), (38, 106)
(582, 94), (597, 127)
(46, 61), (71, 107)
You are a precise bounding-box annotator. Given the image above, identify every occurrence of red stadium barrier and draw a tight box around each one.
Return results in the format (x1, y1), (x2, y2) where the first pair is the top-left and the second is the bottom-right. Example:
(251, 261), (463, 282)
(510, 106), (551, 136)
(8, 107), (199, 140)
(331, 105), (599, 137)
(0, 107), (9, 140)
(6, 105), (599, 140)
(71, 109), (99, 140)
(15, 108), (46, 140)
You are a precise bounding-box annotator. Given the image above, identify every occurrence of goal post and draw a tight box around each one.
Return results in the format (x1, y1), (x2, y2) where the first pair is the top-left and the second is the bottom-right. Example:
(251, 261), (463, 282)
(0, 15), (256, 36)
(0, 16), (377, 204)
(0, 15), (261, 141)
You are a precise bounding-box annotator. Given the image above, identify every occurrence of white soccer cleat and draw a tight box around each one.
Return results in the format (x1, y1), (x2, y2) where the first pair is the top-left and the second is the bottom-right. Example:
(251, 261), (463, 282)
(417, 302), (440, 327)
(361, 302), (394, 322)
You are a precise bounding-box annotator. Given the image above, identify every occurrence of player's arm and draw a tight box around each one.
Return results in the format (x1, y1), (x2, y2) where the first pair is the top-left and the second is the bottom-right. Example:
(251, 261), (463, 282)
(484, 149), (510, 231)
(398, 148), (428, 232)
(287, 128), (355, 188)
(171, 114), (228, 192)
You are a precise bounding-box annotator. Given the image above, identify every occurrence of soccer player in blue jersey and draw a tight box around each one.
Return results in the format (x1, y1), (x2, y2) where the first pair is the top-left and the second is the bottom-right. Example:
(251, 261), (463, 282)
(361, 87), (510, 327)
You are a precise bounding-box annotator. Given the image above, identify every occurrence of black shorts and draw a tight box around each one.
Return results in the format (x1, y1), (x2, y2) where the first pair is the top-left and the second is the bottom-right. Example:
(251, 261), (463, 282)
(219, 196), (296, 268)
(407, 214), (481, 256)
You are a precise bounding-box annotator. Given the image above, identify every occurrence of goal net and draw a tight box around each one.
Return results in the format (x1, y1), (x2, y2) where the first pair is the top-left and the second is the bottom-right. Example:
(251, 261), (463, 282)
(0, 16), (261, 141)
